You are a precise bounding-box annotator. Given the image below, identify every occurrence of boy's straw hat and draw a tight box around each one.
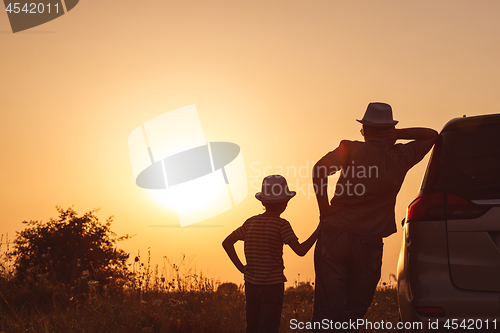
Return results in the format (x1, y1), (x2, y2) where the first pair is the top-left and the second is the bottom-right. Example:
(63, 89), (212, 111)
(255, 175), (296, 203)
(356, 102), (399, 127)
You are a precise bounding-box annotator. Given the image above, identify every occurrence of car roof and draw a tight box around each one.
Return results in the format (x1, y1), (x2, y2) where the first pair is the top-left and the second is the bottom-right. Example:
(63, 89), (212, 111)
(442, 113), (500, 132)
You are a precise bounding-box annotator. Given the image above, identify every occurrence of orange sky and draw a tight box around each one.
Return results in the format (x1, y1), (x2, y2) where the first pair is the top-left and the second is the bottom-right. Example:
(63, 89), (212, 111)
(1, 0), (500, 287)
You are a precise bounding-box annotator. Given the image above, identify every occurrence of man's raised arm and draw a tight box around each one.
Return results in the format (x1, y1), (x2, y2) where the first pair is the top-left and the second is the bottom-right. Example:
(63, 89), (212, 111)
(395, 127), (439, 151)
(377, 127), (438, 151)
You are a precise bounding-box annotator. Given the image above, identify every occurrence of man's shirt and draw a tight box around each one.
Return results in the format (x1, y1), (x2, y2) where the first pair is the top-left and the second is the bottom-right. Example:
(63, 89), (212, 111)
(323, 138), (429, 237)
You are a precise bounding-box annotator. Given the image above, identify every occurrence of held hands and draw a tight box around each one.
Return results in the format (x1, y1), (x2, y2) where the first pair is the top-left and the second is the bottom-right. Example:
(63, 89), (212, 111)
(317, 217), (324, 233)
(319, 204), (342, 222)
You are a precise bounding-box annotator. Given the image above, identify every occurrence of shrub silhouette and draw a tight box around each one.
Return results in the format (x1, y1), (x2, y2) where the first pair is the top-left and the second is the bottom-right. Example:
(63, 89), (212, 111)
(217, 282), (240, 296)
(10, 207), (131, 294)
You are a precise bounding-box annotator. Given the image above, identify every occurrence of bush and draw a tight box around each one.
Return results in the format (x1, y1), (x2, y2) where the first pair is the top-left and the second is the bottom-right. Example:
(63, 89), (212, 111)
(9, 206), (132, 296)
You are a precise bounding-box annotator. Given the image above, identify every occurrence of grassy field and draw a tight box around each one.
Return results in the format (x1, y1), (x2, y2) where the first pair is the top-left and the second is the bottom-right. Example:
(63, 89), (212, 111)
(0, 283), (399, 333)
(0, 238), (400, 333)
(0, 272), (399, 333)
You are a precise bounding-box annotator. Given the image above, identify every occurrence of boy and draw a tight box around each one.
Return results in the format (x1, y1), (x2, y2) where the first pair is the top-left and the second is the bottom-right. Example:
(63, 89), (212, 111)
(223, 174), (321, 333)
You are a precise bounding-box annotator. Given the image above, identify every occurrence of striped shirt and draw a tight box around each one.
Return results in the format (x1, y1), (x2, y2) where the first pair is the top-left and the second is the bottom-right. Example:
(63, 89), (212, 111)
(231, 215), (298, 285)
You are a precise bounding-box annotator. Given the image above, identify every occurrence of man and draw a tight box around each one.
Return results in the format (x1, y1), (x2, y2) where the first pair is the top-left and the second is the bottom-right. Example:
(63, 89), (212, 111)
(311, 102), (438, 332)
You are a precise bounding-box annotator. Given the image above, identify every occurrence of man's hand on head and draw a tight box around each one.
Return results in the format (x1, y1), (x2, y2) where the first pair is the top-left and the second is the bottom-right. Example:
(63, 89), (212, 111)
(394, 127), (439, 151)
(375, 127), (397, 144)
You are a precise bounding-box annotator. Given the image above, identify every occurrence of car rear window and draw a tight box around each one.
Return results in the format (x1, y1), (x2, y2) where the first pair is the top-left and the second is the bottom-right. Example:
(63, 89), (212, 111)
(422, 122), (500, 200)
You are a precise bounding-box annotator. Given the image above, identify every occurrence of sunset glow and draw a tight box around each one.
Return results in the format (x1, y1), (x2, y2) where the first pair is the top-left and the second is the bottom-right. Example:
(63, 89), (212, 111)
(2, 0), (500, 288)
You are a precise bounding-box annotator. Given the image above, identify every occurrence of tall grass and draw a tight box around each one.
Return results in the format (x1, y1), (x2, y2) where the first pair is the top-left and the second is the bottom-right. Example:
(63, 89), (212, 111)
(0, 242), (399, 333)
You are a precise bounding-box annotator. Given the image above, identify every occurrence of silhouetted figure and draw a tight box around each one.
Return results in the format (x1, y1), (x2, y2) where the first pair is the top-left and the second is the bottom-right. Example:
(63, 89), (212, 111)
(223, 175), (321, 333)
(311, 103), (438, 332)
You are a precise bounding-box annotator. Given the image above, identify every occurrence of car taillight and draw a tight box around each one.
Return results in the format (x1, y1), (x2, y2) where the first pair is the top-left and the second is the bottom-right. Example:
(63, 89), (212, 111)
(415, 307), (446, 317)
(406, 192), (446, 222)
(406, 192), (490, 222)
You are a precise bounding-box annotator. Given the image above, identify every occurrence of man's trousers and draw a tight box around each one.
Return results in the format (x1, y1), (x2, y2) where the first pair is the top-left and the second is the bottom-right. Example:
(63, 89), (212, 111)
(311, 225), (383, 332)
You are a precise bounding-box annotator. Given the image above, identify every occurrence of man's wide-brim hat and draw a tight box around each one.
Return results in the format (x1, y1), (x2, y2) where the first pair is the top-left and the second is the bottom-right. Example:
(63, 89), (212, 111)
(255, 175), (296, 203)
(356, 102), (398, 127)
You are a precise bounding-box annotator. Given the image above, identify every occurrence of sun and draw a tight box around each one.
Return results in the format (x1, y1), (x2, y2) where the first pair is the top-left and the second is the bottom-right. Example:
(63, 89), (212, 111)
(146, 169), (235, 226)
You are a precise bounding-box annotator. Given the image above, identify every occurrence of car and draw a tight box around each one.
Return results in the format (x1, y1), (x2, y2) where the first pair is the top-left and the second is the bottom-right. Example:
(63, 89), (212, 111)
(397, 113), (500, 332)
